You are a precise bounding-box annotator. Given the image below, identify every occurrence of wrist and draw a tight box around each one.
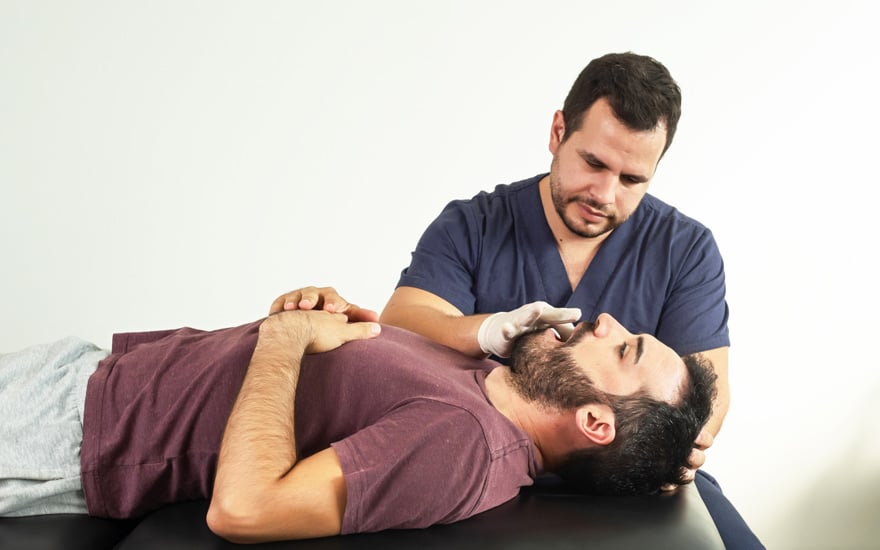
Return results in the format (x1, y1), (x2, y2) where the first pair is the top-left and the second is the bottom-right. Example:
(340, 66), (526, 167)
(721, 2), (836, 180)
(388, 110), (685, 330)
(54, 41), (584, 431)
(258, 314), (311, 358)
(477, 312), (503, 356)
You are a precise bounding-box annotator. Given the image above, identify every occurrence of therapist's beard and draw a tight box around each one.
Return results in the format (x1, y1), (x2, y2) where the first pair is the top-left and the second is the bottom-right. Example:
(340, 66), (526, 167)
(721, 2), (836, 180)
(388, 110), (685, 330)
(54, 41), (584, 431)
(508, 327), (608, 410)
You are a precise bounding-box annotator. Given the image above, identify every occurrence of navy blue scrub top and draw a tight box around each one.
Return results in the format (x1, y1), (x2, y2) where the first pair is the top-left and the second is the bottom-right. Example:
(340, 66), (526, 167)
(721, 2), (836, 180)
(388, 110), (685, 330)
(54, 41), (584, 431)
(396, 174), (729, 357)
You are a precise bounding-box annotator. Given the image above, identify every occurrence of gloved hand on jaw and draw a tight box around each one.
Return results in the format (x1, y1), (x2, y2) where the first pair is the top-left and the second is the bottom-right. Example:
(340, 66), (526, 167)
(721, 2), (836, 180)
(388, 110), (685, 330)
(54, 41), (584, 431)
(477, 301), (582, 358)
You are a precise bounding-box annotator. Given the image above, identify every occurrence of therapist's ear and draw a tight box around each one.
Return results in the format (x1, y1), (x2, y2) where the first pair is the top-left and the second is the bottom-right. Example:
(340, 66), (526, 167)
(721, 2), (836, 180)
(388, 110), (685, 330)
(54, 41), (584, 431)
(576, 405), (616, 446)
(549, 110), (566, 154)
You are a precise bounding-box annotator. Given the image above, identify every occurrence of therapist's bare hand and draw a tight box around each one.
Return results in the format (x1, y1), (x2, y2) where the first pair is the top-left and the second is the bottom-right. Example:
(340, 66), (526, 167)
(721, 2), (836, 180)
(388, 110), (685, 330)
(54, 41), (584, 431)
(268, 286), (379, 323)
(660, 428), (713, 491)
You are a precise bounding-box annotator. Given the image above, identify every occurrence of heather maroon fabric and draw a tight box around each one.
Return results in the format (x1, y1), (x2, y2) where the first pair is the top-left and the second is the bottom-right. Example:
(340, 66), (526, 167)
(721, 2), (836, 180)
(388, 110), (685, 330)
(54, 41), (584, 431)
(81, 322), (539, 533)
(299, 326), (539, 534)
(80, 321), (262, 518)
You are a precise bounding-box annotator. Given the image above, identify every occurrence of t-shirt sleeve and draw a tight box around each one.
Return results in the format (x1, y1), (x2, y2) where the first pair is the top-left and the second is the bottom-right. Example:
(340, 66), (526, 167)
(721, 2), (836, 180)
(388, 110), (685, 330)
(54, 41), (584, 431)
(657, 228), (730, 355)
(332, 401), (493, 534)
(395, 200), (481, 315)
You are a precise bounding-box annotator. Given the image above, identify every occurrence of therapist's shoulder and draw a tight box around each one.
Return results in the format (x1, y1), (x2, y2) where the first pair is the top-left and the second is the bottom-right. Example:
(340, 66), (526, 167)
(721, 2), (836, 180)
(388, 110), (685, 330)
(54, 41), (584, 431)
(484, 174), (545, 201)
(439, 174), (546, 216)
(638, 193), (716, 236)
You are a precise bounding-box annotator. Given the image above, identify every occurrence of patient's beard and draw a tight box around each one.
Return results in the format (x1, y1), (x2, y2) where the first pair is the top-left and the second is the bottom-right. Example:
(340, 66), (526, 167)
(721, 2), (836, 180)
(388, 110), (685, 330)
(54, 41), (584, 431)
(508, 330), (607, 410)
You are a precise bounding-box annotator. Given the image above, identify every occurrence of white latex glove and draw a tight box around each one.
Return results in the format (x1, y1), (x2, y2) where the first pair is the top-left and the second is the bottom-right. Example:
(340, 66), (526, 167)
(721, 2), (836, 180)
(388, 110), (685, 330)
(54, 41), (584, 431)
(477, 301), (582, 358)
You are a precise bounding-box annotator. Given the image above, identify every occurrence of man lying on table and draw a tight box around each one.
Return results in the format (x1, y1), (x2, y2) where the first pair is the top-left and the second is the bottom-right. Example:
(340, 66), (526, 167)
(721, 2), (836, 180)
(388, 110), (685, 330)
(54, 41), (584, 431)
(0, 286), (715, 544)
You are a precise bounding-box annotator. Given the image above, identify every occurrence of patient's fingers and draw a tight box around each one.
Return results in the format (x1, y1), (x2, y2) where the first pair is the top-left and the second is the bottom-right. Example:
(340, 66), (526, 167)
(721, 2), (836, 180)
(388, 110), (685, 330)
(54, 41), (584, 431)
(268, 294), (286, 315)
(342, 305), (380, 323)
(269, 291), (301, 315)
(304, 311), (382, 354)
(269, 286), (379, 323)
(267, 286), (336, 315)
(285, 286), (327, 311)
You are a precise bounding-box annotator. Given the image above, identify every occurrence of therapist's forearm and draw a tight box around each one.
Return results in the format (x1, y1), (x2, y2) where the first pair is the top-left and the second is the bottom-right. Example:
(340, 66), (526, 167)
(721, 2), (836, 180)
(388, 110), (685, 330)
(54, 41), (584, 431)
(381, 287), (490, 358)
(699, 346), (730, 439)
(705, 381), (729, 437)
(381, 304), (489, 357)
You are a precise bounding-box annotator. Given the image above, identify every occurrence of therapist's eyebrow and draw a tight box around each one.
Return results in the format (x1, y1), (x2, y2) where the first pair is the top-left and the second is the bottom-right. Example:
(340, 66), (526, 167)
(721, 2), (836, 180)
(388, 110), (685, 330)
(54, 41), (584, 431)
(635, 336), (644, 364)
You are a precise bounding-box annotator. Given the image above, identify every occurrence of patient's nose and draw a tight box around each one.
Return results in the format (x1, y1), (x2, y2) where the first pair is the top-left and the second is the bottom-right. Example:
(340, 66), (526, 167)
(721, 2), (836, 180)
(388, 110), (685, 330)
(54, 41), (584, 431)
(594, 313), (629, 338)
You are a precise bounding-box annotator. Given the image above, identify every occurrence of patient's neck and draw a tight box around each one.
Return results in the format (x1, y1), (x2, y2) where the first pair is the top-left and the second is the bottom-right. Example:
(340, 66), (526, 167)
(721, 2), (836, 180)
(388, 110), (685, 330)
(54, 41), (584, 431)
(485, 366), (594, 473)
(485, 367), (551, 470)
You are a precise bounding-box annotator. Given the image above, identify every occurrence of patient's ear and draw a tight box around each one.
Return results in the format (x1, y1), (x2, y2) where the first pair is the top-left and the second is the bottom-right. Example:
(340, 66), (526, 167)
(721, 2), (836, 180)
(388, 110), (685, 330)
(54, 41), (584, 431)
(575, 405), (616, 446)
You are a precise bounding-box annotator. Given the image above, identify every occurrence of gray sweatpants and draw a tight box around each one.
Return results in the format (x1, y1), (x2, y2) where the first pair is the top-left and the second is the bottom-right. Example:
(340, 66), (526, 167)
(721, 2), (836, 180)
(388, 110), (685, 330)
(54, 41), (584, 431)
(0, 337), (107, 516)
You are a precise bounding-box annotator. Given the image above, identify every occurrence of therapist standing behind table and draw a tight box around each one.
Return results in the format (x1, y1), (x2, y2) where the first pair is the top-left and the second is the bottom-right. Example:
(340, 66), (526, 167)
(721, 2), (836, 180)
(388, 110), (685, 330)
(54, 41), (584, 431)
(376, 51), (764, 550)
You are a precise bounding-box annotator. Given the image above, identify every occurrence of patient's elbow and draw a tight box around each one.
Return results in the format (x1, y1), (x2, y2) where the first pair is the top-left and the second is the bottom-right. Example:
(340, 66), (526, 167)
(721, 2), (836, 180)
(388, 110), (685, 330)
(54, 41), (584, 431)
(206, 495), (264, 544)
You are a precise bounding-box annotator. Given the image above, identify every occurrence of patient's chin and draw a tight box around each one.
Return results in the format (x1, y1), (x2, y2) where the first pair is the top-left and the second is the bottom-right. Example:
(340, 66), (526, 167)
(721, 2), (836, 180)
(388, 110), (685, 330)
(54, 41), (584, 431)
(509, 331), (546, 373)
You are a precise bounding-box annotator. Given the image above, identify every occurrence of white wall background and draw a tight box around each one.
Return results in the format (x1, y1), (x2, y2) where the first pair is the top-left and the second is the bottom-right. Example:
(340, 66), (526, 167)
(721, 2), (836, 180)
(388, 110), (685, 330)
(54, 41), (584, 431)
(2, 1), (878, 548)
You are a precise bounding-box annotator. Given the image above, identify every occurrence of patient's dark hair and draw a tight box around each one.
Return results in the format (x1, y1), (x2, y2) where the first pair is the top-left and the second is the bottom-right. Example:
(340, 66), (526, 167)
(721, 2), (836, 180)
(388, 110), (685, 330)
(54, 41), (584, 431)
(562, 52), (682, 156)
(554, 354), (717, 496)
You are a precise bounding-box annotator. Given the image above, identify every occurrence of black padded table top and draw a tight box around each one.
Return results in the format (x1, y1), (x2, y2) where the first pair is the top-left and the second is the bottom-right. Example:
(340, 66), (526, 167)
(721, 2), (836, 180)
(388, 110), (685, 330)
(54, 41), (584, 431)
(1, 479), (723, 550)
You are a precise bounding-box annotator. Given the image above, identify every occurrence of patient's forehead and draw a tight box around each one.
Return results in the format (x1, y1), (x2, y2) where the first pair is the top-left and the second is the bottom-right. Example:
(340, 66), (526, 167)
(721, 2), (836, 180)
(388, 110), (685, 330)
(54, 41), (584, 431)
(642, 334), (687, 402)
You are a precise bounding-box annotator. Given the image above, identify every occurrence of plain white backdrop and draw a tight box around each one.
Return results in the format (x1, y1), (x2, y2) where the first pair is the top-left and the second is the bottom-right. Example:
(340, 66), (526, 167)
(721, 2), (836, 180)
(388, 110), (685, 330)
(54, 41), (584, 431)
(2, 2), (878, 548)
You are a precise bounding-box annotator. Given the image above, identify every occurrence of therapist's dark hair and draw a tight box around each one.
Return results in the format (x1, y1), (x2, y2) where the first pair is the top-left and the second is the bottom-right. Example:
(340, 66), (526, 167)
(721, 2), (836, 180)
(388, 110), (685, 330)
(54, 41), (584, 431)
(562, 52), (682, 156)
(554, 353), (717, 496)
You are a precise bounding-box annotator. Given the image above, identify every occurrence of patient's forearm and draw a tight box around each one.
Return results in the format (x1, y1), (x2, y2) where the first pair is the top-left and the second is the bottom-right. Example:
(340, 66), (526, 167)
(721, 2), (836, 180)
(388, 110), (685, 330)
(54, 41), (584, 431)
(211, 318), (306, 511)
(209, 311), (370, 543)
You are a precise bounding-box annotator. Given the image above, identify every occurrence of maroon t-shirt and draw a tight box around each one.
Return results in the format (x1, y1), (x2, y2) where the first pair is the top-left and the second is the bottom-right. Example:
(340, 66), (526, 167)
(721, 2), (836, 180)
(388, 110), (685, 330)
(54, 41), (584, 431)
(80, 321), (263, 519)
(81, 322), (539, 533)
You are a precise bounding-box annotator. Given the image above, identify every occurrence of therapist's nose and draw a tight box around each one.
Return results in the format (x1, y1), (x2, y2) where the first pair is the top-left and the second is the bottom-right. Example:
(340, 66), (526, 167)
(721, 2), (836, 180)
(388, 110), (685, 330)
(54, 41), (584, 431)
(586, 171), (617, 206)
